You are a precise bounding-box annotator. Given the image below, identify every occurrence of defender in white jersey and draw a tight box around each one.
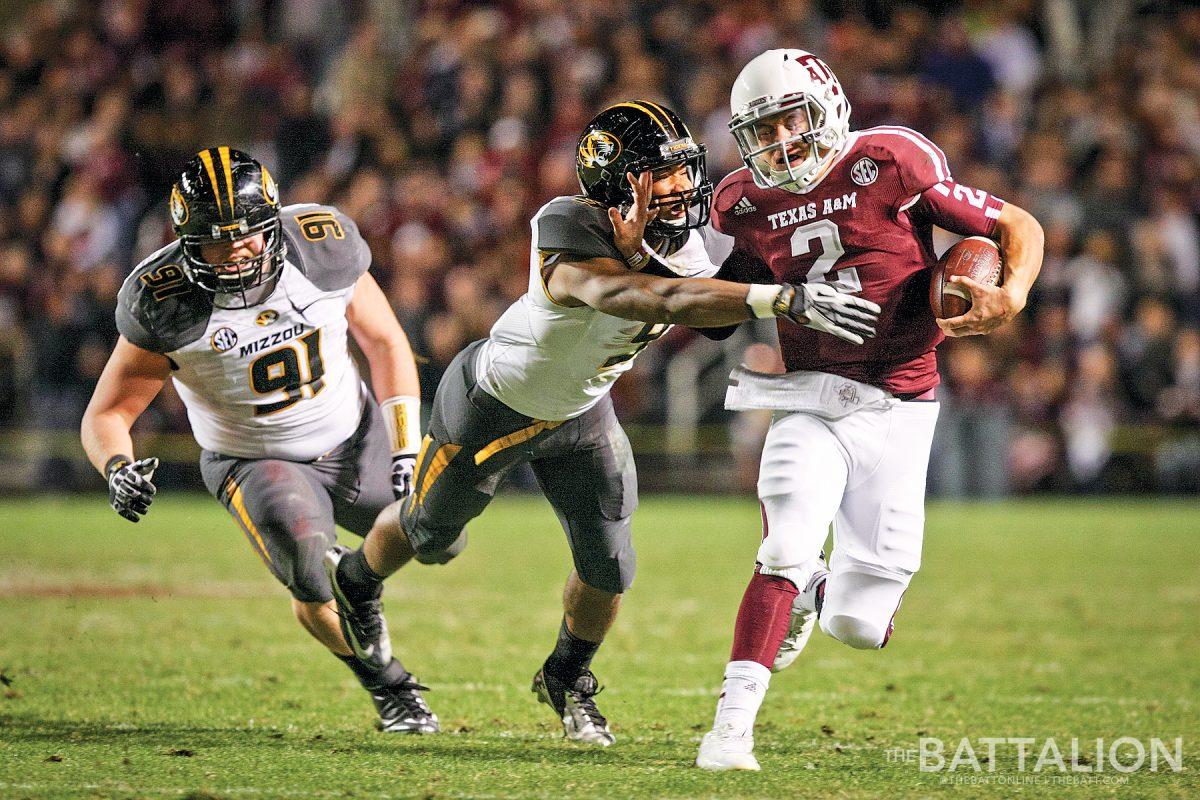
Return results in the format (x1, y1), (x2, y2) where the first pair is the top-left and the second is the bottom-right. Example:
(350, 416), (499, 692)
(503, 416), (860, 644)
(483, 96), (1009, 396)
(81, 148), (441, 734)
(324, 104), (881, 746)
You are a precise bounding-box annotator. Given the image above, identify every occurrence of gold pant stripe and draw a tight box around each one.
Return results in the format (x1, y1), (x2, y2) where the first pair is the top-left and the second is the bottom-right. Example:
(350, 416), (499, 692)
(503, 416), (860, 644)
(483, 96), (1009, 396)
(416, 443), (462, 506)
(474, 420), (563, 466)
(219, 146), (236, 215)
(226, 477), (272, 566)
(411, 434), (433, 478)
(198, 148), (223, 218)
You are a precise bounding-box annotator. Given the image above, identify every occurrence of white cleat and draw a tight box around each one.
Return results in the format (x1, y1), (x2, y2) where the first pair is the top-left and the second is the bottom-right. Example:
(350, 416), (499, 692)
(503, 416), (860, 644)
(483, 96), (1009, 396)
(696, 725), (761, 771)
(772, 566), (828, 673)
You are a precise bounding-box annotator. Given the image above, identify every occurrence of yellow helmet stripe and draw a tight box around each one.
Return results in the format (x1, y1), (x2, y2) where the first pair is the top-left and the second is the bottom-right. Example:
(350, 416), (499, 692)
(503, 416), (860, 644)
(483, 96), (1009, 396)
(198, 148), (223, 218)
(219, 146), (236, 218)
(642, 100), (680, 137)
(606, 101), (669, 135)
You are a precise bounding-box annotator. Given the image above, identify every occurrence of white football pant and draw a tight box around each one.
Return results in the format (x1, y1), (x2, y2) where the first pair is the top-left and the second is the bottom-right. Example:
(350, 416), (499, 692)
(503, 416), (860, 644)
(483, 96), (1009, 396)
(755, 401), (940, 649)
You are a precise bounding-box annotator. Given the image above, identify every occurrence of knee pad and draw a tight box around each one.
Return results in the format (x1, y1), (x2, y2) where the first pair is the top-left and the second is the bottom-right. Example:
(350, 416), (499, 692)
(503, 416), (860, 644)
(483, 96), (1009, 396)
(575, 544), (635, 595)
(414, 530), (467, 565)
(821, 614), (888, 650)
(819, 565), (910, 650)
(288, 554), (334, 604)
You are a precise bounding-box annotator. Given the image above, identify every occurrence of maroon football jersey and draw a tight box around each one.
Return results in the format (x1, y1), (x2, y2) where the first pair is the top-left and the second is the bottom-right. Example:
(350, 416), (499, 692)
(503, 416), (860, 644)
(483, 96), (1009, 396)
(713, 125), (1005, 395)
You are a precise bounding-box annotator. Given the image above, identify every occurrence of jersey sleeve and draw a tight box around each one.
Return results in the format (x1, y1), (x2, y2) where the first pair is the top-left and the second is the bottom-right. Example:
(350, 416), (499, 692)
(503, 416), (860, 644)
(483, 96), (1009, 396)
(115, 244), (212, 354)
(909, 180), (1005, 238)
(115, 280), (164, 352)
(534, 197), (625, 264)
(280, 204), (372, 291)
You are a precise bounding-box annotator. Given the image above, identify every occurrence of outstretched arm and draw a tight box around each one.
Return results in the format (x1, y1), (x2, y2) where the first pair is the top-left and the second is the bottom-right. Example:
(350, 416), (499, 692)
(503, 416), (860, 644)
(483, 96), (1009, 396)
(547, 255), (759, 326)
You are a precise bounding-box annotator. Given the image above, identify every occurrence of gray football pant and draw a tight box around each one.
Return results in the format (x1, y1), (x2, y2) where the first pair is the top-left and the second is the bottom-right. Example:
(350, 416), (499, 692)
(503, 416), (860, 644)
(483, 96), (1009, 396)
(397, 340), (639, 594)
(199, 397), (396, 603)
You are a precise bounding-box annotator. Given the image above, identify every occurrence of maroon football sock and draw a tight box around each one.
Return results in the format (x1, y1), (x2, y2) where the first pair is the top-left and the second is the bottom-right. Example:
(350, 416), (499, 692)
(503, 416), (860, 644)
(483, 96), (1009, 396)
(729, 571), (800, 669)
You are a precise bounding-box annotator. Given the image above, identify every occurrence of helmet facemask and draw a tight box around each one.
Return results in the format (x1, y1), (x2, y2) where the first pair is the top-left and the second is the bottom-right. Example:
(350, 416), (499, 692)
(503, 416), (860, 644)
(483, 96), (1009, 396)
(622, 145), (712, 242)
(181, 216), (286, 309)
(730, 94), (846, 193)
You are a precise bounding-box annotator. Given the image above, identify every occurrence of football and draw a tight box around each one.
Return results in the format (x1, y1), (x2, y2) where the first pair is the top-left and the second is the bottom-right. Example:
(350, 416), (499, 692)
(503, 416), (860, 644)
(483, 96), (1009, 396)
(930, 236), (1003, 319)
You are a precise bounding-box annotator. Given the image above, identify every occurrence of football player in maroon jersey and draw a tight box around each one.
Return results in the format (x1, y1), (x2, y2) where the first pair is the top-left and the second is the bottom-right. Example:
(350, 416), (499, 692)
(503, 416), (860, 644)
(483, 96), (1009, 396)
(696, 50), (1045, 771)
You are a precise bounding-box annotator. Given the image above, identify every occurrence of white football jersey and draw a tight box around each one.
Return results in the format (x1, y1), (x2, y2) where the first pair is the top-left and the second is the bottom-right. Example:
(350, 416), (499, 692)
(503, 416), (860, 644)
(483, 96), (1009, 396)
(117, 204), (373, 460)
(476, 197), (719, 421)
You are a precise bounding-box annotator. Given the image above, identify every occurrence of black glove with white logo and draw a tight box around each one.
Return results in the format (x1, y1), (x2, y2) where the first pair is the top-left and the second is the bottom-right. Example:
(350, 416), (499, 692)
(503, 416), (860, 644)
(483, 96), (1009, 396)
(106, 455), (159, 523)
(775, 283), (882, 345)
(392, 454), (416, 501)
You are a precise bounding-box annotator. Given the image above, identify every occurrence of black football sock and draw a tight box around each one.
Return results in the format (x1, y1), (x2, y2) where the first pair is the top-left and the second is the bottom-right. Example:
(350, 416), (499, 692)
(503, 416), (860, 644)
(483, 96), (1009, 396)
(337, 547), (385, 604)
(338, 654), (409, 690)
(543, 618), (601, 683)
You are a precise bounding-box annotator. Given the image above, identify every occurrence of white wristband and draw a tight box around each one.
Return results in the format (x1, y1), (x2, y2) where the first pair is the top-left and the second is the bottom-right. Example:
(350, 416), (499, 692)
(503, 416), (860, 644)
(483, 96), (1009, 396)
(746, 284), (782, 319)
(380, 396), (422, 456)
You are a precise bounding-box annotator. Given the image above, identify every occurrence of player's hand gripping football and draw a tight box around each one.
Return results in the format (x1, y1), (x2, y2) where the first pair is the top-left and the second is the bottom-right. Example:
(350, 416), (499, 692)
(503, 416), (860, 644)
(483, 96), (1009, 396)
(608, 170), (657, 263)
(106, 456), (159, 523)
(775, 283), (882, 345)
(936, 276), (1025, 337)
(391, 454), (416, 501)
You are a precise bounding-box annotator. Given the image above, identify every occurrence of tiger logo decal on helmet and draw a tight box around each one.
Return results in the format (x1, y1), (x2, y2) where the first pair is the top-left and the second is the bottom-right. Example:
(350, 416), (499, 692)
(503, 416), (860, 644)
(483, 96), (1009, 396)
(169, 185), (189, 226)
(579, 131), (622, 169)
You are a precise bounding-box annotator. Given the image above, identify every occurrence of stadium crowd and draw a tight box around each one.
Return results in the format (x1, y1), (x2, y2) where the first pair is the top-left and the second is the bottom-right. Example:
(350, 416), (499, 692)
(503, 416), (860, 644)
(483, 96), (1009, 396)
(1, 0), (1197, 494)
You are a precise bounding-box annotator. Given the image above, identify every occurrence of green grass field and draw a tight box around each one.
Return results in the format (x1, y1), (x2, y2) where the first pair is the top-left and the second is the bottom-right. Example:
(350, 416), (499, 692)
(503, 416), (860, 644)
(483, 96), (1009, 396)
(0, 495), (1196, 799)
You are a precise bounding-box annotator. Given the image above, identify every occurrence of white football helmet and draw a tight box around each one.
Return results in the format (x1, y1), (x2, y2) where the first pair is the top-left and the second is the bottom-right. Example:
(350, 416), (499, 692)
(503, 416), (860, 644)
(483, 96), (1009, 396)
(729, 49), (852, 193)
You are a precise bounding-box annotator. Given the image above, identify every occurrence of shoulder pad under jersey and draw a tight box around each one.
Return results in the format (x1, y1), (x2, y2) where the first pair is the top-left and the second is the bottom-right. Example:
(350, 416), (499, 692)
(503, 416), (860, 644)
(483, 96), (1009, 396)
(855, 126), (953, 199)
(116, 241), (213, 354)
(533, 196), (625, 263)
(279, 203), (372, 291)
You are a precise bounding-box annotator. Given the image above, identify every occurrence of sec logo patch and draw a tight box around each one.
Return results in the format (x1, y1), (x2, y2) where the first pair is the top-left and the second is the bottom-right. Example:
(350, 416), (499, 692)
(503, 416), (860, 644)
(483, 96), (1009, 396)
(211, 327), (238, 352)
(256, 309), (279, 326)
(851, 157), (878, 186)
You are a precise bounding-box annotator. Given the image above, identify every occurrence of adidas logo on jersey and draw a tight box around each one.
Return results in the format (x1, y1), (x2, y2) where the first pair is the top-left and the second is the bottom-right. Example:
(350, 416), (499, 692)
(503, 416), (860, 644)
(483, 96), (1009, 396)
(732, 197), (757, 216)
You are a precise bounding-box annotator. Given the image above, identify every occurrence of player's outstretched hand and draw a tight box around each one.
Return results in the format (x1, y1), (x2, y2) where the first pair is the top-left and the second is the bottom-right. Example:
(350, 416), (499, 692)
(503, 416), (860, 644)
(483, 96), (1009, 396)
(776, 283), (882, 345)
(936, 275), (1024, 337)
(607, 170), (657, 262)
(391, 454), (416, 501)
(107, 456), (159, 523)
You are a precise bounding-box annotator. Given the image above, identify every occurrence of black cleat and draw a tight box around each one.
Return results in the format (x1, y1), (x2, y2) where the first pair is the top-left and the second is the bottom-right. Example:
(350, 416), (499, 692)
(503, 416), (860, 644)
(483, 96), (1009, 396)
(324, 545), (392, 670)
(368, 673), (439, 734)
(532, 668), (615, 746)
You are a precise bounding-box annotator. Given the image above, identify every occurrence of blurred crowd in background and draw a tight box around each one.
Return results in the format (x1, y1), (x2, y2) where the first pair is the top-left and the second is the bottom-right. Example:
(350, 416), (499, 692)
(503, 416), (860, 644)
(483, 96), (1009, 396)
(1, 0), (1198, 495)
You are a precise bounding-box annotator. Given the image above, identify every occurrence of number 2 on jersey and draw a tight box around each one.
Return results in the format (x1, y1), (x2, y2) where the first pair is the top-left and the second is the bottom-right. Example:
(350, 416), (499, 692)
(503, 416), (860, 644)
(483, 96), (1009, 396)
(790, 220), (861, 293)
(250, 329), (325, 416)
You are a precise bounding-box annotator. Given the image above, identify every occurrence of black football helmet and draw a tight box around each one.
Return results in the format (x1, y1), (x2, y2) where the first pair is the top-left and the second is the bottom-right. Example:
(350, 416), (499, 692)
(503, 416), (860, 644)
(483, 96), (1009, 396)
(170, 147), (285, 308)
(576, 101), (712, 240)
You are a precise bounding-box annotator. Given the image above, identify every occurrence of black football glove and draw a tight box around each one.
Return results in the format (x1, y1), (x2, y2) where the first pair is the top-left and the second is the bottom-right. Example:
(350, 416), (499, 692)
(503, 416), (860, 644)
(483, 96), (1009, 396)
(106, 456), (159, 523)
(391, 454), (416, 501)
(775, 283), (882, 345)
